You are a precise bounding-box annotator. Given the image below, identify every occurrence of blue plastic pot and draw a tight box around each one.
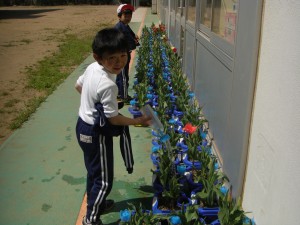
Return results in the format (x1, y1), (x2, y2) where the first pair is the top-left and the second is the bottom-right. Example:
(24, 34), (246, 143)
(176, 142), (188, 152)
(186, 174), (203, 192)
(176, 193), (192, 210)
(128, 107), (142, 118)
(173, 109), (184, 118)
(152, 195), (172, 215)
(152, 173), (164, 194)
(198, 207), (219, 216)
(199, 218), (220, 225)
(198, 207), (220, 223)
(210, 220), (221, 225)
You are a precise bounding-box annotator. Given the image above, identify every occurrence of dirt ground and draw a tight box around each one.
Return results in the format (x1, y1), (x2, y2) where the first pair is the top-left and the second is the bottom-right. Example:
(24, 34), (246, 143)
(0, 5), (118, 145)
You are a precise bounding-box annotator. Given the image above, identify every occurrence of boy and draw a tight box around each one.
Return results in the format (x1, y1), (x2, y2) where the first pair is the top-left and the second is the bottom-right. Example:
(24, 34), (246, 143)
(75, 28), (151, 225)
(115, 3), (140, 103)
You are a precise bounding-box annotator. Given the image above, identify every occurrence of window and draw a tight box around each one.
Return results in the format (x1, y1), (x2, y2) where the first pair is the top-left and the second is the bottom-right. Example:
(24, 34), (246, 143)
(200, 0), (239, 44)
(163, 0), (168, 7)
(201, 0), (212, 29)
(187, 0), (196, 24)
(176, 0), (186, 16)
(171, 0), (176, 11)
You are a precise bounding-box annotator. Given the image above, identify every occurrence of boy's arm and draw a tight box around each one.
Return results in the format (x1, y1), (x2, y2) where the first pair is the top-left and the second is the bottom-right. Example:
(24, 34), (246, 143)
(127, 26), (140, 46)
(75, 73), (84, 94)
(108, 114), (151, 127)
(75, 83), (82, 94)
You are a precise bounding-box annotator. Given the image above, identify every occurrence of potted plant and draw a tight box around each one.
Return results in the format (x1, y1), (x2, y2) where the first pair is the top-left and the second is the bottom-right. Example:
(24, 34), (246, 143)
(119, 203), (161, 225)
(129, 82), (148, 118)
(152, 148), (188, 214)
(167, 205), (205, 225)
(183, 146), (212, 192)
(152, 176), (182, 215)
(194, 158), (229, 224)
(182, 123), (202, 170)
(216, 190), (254, 225)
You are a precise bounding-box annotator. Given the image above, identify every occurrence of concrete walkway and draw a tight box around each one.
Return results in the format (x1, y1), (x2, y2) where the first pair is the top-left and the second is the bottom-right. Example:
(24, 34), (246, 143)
(0, 7), (159, 225)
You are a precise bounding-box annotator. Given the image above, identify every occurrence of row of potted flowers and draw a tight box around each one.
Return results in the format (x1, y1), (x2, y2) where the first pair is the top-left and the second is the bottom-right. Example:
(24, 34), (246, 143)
(120, 24), (254, 225)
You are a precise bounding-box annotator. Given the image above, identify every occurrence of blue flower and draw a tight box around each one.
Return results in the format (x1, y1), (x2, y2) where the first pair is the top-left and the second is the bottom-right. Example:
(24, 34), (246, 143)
(170, 216), (181, 225)
(147, 93), (153, 99)
(152, 145), (160, 153)
(200, 131), (207, 139)
(188, 91), (195, 98)
(168, 118), (176, 124)
(130, 99), (137, 106)
(214, 162), (219, 170)
(220, 186), (228, 195)
(177, 164), (186, 175)
(120, 209), (131, 222)
(243, 217), (256, 225)
(147, 86), (153, 91)
(160, 134), (170, 143)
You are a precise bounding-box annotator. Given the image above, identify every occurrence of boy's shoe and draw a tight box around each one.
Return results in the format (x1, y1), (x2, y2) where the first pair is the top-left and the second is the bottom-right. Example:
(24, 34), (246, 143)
(82, 216), (103, 225)
(82, 200), (114, 225)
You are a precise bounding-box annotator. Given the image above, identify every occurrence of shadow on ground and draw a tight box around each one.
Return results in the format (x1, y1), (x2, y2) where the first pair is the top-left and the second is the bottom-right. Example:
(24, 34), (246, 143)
(0, 8), (62, 19)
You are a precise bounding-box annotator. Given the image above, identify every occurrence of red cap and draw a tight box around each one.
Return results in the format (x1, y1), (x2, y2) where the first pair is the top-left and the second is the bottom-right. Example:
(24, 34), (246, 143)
(117, 4), (134, 14)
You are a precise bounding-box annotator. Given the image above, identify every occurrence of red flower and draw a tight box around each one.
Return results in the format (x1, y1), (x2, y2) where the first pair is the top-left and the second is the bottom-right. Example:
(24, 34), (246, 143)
(159, 24), (166, 32)
(152, 26), (158, 33)
(171, 47), (177, 53)
(183, 123), (197, 134)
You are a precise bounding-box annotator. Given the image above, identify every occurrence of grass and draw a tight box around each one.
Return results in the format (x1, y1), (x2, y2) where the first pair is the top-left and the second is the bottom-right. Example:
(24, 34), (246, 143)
(10, 96), (46, 130)
(10, 23), (111, 130)
(26, 33), (92, 94)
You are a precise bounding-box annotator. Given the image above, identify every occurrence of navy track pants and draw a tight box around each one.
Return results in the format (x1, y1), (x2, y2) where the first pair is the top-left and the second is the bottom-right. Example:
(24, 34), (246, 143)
(76, 117), (134, 222)
(76, 117), (113, 222)
(116, 53), (131, 99)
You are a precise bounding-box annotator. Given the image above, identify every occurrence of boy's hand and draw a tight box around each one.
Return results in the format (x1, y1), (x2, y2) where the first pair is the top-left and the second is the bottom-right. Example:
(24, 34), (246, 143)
(135, 115), (152, 127)
(135, 35), (139, 41)
(135, 35), (140, 46)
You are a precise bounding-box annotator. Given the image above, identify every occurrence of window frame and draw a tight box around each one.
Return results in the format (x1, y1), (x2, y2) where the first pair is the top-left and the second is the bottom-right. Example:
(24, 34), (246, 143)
(198, 0), (238, 58)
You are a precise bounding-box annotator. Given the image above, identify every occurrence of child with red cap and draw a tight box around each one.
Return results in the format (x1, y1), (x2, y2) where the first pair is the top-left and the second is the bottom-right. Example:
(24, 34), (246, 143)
(115, 3), (140, 104)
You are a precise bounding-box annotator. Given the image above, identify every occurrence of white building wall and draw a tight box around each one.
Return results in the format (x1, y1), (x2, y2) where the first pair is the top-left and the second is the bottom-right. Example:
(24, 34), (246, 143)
(243, 1), (300, 224)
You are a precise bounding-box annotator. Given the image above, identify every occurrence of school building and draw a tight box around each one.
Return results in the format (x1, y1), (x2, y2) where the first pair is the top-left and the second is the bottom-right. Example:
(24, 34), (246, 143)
(136, 0), (299, 224)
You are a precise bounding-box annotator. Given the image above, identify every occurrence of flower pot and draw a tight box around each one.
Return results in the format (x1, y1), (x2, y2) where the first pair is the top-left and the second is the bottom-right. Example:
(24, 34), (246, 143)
(173, 109), (184, 119)
(197, 207), (220, 224)
(210, 219), (221, 225)
(152, 195), (172, 215)
(198, 207), (219, 216)
(176, 193), (192, 210)
(185, 171), (203, 192)
(128, 106), (142, 118)
(152, 173), (164, 194)
(176, 141), (188, 153)
(199, 218), (221, 225)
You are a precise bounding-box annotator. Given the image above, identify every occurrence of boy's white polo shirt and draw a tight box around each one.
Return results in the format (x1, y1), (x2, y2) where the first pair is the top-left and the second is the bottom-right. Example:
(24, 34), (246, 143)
(77, 62), (119, 125)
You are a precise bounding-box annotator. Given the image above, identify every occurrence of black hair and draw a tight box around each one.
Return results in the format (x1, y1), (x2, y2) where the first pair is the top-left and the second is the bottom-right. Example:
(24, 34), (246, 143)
(92, 28), (129, 57)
